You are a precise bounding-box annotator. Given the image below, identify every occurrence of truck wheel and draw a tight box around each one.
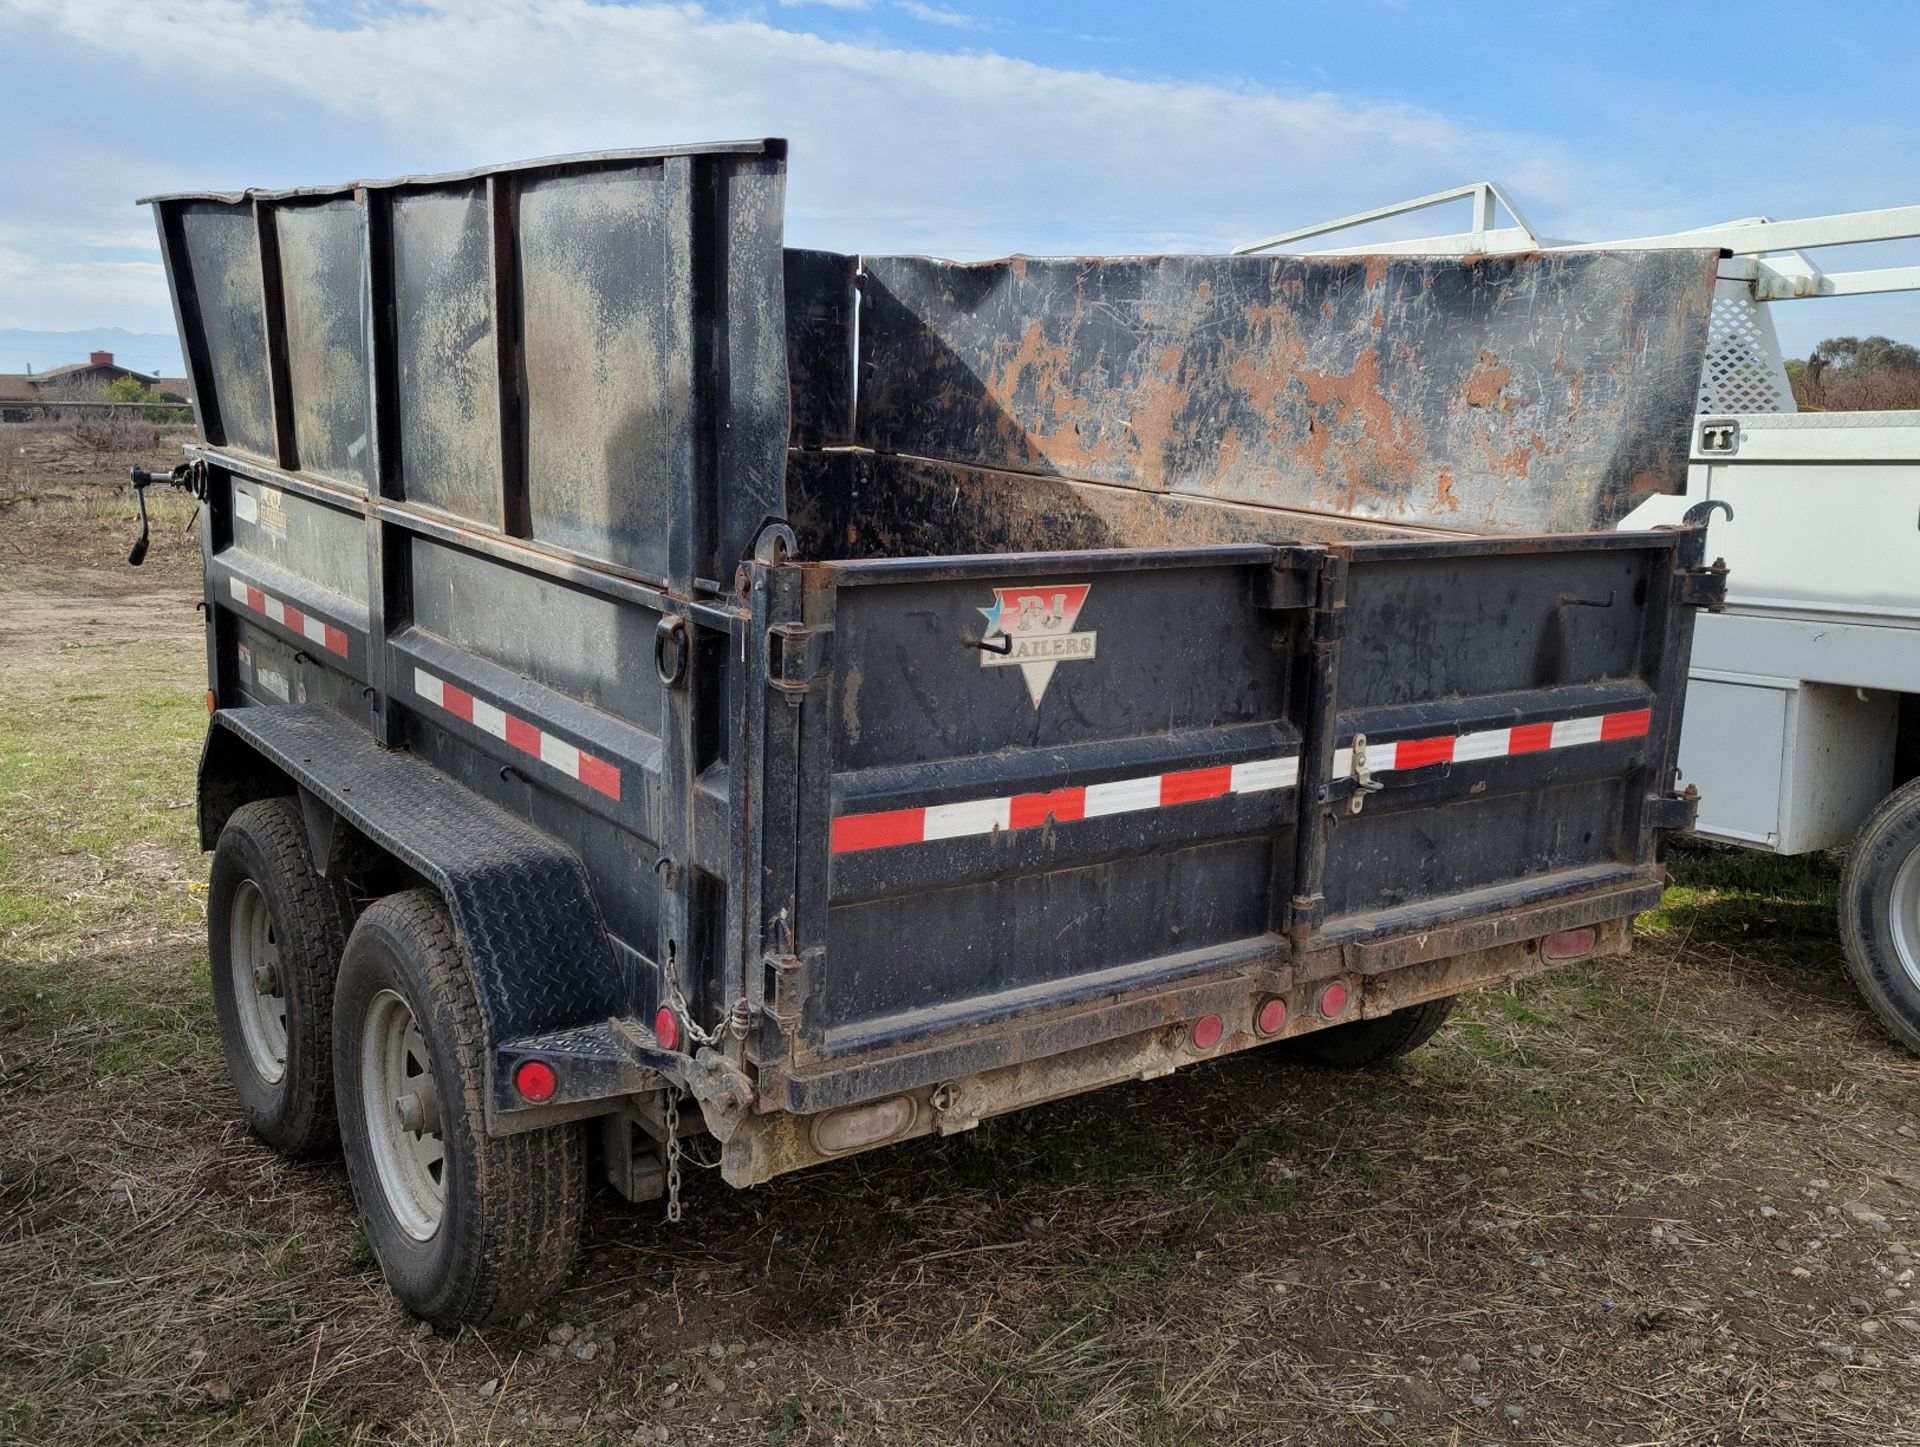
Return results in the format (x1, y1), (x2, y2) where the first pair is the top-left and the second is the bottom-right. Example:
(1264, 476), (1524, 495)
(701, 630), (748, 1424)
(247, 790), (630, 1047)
(208, 796), (355, 1156)
(1839, 779), (1920, 1055)
(334, 890), (584, 1327)
(1282, 996), (1455, 1068)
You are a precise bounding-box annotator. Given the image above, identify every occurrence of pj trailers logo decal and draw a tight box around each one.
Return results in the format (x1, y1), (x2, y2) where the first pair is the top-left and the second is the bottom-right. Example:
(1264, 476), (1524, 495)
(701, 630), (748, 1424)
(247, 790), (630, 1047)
(979, 583), (1096, 705)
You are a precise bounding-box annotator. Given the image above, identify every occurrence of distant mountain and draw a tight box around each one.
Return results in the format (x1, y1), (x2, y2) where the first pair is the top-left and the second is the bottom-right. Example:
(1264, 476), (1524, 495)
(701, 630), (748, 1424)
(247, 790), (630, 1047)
(0, 327), (184, 377)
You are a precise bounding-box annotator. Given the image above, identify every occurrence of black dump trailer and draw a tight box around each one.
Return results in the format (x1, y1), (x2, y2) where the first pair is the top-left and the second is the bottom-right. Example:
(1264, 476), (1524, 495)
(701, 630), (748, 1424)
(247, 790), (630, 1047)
(137, 140), (1728, 1325)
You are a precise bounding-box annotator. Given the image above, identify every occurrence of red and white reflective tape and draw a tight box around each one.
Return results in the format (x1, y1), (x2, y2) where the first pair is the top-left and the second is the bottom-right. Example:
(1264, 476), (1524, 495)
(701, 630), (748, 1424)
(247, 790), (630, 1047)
(1333, 707), (1651, 777)
(227, 577), (349, 657)
(412, 668), (622, 801)
(829, 705), (1651, 855)
(833, 755), (1297, 854)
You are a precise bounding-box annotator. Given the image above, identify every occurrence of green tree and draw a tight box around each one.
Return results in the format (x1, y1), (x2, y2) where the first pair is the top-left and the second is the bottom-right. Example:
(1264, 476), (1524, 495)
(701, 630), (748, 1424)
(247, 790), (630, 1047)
(101, 374), (149, 403)
(1810, 335), (1920, 375)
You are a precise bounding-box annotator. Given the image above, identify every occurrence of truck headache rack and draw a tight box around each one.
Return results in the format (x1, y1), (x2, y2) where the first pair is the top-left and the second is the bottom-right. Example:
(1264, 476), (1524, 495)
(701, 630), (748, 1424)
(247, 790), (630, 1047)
(150, 142), (1727, 1323)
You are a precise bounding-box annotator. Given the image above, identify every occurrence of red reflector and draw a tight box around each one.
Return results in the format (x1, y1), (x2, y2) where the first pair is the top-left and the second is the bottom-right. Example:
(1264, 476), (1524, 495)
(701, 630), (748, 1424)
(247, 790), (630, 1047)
(514, 1059), (558, 1103)
(654, 1005), (681, 1052)
(1317, 982), (1349, 1019)
(1256, 997), (1288, 1036)
(1190, 1014), (1225, 1051)
(1541, 927), (1597, 961)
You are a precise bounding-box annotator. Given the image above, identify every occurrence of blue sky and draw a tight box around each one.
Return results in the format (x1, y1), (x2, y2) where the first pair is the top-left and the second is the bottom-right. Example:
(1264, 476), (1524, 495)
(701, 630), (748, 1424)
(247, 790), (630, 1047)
(2, 0), (1916, 373)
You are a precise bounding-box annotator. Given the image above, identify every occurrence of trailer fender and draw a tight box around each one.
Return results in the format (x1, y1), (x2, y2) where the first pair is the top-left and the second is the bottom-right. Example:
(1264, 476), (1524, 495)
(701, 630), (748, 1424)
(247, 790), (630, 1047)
(198, 706), (641, 1120)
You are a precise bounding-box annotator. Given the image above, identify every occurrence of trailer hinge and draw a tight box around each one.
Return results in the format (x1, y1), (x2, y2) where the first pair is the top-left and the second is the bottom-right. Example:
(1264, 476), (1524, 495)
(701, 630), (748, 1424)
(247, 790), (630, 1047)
(1645, 785), (1700, 833)
(1257, 548), (1321, 611)
(762, 944), (818, 1026)
(1675, 559), (1729, 613)
(766, 623), (831, 700)
(1308, 554), (1348, 643)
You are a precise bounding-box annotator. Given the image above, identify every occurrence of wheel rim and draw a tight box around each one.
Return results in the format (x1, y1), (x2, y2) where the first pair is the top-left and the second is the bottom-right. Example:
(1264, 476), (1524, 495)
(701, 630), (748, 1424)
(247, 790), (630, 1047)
(1890, 845), (1920, 992)
(360, 989), (446, 1241)
(228, 879), (288, 1084)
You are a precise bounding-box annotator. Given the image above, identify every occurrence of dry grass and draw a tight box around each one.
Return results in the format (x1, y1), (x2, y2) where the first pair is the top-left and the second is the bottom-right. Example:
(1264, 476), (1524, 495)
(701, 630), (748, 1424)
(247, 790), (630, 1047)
(5, 501), (1920, 1444)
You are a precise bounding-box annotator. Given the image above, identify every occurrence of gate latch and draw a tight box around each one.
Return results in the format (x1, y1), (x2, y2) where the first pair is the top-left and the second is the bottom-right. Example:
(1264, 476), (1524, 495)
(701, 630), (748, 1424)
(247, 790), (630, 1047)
(766, 623), (830, 701)
(1646, 785), (1700, 832)
(1676, 559), (1729, 612)
(1348, 733), (1385, 814)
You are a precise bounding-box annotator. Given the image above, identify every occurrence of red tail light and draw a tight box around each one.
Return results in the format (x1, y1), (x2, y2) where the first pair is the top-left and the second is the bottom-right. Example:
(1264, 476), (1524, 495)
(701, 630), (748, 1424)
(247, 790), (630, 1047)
(1542, 927), (1597, 961)
(1317, 982), (1349, 1019)
(514, 1059), (558, 1102)
(654, 1005), (682, 1052)
(1255, 997), (1288, 1036)
(1190, 1014), (1225, 1051)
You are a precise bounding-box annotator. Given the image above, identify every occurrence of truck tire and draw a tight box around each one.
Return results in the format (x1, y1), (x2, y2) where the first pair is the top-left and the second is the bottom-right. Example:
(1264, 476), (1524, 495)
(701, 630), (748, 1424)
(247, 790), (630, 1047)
(1282, 996), (1456, 1068)
(334, 889), (584, 1327)
(1839, 778), (1920, 1055)
(207, 796), (355, 1157)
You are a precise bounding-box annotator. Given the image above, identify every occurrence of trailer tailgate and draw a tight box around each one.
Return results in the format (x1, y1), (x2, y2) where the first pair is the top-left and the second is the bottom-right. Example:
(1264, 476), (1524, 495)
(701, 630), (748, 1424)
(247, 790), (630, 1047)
(765, 523), (1699, 1089)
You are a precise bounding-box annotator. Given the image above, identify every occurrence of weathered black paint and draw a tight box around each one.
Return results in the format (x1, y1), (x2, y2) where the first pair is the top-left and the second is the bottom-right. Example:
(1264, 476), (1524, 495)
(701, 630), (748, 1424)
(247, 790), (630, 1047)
(149, 143), (1718, 1147)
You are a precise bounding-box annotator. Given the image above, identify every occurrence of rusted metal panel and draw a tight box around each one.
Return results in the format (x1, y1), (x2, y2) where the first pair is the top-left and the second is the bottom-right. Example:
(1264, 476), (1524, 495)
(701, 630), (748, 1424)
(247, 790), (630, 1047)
(786, 449), (1453, 562)
(854, 249), (1721, 535)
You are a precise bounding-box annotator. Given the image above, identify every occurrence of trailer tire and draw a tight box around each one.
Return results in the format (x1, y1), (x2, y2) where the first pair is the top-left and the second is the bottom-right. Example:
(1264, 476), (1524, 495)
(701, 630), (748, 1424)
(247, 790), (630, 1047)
(208, 796), (355, 1157)
(1839, 778), (1920, 1055)
(334, 889), (584, 1327)
(1282, 996), (1456, 1069)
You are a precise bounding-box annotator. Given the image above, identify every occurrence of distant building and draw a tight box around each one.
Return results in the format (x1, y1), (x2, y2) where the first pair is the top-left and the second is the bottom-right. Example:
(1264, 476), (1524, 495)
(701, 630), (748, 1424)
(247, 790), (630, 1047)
(0, 351), (192, 421)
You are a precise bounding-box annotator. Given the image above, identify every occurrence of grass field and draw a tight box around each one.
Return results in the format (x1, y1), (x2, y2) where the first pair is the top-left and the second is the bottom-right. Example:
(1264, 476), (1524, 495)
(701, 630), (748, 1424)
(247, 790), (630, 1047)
(5, 501), (1920, 1445)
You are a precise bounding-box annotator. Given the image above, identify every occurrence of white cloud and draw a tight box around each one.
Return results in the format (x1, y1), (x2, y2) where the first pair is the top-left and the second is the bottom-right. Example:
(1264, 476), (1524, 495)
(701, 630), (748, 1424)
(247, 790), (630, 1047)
(0, 246), (171, 331)
(0, 0), (1586, 328)
(896, 1), (988, 29)
(779, 0), (870, 8)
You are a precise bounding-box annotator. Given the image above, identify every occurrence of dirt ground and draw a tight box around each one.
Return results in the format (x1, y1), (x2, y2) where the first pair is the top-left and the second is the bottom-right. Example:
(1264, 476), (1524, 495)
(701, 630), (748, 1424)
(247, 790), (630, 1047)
(5, 470), (1920, 1446)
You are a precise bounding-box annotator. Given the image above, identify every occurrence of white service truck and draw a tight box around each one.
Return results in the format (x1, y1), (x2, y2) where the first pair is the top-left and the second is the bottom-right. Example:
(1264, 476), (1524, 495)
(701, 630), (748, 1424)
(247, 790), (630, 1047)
(1242, 186), (1920, 1051)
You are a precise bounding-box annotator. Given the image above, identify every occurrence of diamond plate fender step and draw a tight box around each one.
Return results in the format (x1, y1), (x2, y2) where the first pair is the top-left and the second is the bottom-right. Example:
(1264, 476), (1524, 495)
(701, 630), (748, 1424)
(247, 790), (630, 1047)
(200, 707), (626, 1119)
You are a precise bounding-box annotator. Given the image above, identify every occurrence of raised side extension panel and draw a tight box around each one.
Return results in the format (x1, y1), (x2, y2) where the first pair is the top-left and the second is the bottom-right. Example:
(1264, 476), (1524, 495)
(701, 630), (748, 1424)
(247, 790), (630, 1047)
(852, 250), (1721, 536)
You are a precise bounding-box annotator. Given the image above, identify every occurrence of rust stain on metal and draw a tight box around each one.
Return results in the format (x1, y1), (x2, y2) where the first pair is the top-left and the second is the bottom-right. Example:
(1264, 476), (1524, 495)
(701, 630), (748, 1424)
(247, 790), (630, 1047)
(853, 248), (1723, 535)
(1292, 347), (1429, 511)
(1463, 351), (1512, 408)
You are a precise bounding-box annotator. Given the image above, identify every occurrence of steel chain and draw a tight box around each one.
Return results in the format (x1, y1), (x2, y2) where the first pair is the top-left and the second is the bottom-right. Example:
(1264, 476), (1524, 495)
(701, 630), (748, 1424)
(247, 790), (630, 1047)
(666, 975), (753, 1045)
(663, 1089), (683, 1223)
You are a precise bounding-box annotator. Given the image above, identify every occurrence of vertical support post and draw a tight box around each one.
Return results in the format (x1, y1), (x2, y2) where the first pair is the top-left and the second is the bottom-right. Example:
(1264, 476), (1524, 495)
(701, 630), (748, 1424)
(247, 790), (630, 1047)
(1635, 528), (1710, 858)
(782, 568), (834, 1058)
(738, 560), (805, 1062)
(487, 174), (531, 539)
(1470, 181), (1498, 239)
(151, 200), (226, 701)
(253, 199), (300, 472)
(661, 153), (700, 598)
(152, 201), (225, 448)
(360, 186), (407, 749)
(1287, 550), (1347, 962)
